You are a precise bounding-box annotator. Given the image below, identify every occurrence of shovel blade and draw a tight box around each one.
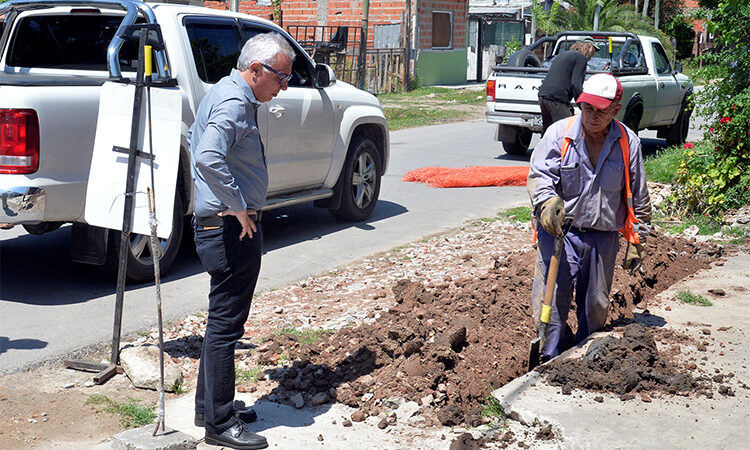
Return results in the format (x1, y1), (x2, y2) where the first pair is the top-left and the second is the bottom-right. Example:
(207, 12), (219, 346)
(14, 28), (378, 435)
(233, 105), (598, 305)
(528, 337), (541, 372)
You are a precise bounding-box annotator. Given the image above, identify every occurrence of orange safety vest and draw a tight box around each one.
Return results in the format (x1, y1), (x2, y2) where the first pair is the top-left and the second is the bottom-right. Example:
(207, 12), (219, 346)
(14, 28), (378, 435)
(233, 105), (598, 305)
(532, 115), (640, 244)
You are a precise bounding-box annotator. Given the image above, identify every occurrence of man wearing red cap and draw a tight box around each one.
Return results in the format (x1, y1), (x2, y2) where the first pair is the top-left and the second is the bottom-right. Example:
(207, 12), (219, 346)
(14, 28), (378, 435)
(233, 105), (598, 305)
(526, 73), (652, 359)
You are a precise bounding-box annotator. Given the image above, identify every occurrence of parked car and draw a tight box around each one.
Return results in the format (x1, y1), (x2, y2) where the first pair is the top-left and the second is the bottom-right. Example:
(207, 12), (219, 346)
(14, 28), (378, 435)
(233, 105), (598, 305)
(0, 0), (389, 282)
(485, 31), (693, 155)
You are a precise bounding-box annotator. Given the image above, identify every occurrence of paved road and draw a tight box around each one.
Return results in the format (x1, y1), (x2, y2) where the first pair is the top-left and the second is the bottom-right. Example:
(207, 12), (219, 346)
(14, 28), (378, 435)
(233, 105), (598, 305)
(0, 117), (705, 374)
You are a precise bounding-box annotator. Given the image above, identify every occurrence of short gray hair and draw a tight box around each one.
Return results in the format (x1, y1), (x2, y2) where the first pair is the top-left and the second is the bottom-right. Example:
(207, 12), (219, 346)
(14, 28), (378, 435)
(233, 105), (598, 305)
(237, 32), (296, 71)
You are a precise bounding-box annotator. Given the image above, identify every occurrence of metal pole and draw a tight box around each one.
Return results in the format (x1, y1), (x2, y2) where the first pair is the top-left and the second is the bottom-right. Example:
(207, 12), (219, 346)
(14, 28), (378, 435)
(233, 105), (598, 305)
(654, 0), (660, 29)
(403, 0), (411, 90)
(93, 29), (148, 385)
(357, 0), (370, 90)
(231, 0), (239, 12)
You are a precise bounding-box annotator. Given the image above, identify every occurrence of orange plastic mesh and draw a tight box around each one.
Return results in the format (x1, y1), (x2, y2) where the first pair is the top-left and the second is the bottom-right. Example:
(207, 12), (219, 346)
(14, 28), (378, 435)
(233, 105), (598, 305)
(402, 166), (530, 188)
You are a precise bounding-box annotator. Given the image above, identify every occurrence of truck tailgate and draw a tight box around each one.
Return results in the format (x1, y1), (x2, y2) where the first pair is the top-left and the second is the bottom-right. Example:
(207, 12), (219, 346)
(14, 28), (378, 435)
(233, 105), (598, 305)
(490, 73), (545, 114)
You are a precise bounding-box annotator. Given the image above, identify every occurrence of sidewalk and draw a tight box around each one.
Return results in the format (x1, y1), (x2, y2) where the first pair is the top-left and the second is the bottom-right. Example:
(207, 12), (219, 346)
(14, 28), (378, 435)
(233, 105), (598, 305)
(493, 252), (750, 449)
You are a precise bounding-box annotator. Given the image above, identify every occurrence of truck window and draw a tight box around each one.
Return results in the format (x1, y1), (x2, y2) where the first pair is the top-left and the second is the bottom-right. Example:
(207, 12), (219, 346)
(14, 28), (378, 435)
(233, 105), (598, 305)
(239, 22), (313, 88)
(651, 43), (671, 75)
(184, 18), (242, 84)
(6, 14), (143, 71)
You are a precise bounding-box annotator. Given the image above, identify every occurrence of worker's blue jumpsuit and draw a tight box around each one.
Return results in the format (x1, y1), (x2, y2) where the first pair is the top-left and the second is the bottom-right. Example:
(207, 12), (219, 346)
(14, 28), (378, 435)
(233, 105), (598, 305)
(527, 115), (651, 358)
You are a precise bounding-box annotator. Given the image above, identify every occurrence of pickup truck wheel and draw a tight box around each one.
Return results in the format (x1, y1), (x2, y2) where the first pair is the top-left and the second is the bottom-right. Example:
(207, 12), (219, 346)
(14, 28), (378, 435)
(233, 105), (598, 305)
(506, 49), (542, 68)
(624, 111), (640, 135)
(330, 137), (381, 222)
(502, 128), (532, 155)
(104, 190), (184, 283)
(665, 104), (692, 147)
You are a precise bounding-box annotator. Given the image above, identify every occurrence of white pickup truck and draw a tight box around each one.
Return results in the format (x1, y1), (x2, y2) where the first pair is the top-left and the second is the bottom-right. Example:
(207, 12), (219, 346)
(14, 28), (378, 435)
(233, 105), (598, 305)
(485, 31), (692, 155)
(0, 0), (389, 281)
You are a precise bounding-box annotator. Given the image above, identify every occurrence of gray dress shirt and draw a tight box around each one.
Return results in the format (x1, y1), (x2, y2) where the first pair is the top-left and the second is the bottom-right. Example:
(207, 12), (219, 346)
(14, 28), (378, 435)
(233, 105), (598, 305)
(527, 115), (652, 239)
(187, 69), (268, 217)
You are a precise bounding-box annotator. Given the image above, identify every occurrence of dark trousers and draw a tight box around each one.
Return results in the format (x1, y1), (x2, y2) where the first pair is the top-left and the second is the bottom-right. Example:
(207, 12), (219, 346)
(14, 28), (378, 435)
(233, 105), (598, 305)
(193, 216), (262, 434)
(539, 97), (574, 135)
(531, 226), (619, 358)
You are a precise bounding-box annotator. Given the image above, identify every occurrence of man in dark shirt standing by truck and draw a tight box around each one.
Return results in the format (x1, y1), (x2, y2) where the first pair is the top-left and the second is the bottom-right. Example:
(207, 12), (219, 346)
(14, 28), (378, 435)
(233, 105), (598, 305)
(538, 37), (599, 134)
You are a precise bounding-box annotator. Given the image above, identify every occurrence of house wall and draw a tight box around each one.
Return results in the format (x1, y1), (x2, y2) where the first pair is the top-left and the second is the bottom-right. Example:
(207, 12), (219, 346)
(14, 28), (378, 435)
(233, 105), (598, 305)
(414, 0), (468, 85)
(205, 0), (470, 85)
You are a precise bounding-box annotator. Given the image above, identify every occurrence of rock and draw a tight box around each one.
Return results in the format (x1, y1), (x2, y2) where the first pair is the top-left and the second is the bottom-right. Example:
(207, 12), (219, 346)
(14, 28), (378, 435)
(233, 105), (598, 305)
(119, 345), (183, 392)
(317, 434), (324, 441)
(356, 374), (375, 386)
(291, 393), (305, 409)
(594, 396), (604, 403)
(63, 383), (75, 389)
(707, 289), (726, 296)
(311, 392), (328, 406)
(377, 418), (388, 429)
(395, 400), (420, 419)
(274, 306), (284, 314)
(351, 411), (366, 422)
(342, 419), (353, 427)
(421, 394), (434, 406)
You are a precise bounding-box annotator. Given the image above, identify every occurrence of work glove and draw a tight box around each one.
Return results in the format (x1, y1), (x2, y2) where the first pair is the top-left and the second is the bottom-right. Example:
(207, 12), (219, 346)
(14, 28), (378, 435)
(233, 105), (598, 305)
(623, 242), (644, 274)
(539, 196), (565, 236)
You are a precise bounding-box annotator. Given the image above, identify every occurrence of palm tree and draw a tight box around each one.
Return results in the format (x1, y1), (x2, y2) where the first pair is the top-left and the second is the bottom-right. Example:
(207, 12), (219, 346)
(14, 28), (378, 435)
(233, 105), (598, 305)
(537, 0), (674, 55)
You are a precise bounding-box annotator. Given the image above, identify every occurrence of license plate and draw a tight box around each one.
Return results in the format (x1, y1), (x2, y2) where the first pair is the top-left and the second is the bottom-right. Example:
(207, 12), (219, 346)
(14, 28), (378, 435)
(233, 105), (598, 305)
(532, 115), (543, 127)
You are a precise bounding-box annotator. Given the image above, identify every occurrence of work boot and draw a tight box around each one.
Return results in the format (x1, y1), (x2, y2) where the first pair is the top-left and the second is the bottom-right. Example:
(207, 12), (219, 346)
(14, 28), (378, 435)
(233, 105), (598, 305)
(204, 419), (268, 449)
(194, 407), (257, 427)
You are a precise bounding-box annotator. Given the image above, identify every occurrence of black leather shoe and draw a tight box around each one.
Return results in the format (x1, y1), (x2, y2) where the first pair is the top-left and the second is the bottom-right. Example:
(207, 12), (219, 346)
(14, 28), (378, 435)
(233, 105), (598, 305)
(195, 408), (257, 427)
(205, 421), (268, 449)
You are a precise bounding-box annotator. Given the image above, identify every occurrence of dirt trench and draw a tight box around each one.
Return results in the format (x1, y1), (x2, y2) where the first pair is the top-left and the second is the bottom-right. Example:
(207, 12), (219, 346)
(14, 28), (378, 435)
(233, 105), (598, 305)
(242, 231), (722, 426)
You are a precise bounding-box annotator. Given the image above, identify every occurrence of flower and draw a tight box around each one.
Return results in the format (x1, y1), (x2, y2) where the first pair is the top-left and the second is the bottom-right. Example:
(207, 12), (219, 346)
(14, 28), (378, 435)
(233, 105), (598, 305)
(683, 142), (694, 149)
(720, 116), (732, 124)
(709, 128), (714, 132)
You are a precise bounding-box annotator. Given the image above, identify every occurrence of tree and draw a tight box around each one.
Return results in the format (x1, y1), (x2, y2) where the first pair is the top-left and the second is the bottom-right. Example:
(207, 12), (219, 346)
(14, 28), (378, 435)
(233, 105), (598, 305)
(663, 16), (695, 60)
(534, 0), (675, 55)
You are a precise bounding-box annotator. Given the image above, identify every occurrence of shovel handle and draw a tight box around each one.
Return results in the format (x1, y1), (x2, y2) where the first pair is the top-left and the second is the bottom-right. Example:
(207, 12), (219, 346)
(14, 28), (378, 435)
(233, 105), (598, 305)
(540, 234), (564, 324)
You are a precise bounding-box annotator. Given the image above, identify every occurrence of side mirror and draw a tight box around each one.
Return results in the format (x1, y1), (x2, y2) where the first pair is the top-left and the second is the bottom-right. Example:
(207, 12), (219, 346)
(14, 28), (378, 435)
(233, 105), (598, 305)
(315, 63), (336, 88)
(674, 61), (683, 73)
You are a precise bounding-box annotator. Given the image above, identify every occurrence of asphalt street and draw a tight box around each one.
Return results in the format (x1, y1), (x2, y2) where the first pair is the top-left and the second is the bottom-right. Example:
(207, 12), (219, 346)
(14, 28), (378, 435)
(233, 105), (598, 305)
(0, 117), (706, 374)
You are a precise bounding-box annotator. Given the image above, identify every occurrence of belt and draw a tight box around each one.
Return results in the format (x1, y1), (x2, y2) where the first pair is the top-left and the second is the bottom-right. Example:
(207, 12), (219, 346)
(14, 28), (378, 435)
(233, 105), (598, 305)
(195, 210), (262, 229)
(568, 225), (598, 233)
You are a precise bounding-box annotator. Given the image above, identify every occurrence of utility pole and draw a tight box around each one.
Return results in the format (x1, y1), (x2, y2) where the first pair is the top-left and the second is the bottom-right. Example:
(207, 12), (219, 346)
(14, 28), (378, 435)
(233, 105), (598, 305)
(357, 0), (370, 90)
(654, 0), (660, 29)
(231, 0), (238, 12)
(530, 0), (537, 44)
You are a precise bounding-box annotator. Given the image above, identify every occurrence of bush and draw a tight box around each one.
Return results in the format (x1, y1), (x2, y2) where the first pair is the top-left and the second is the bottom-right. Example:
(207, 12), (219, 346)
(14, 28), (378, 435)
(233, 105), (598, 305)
(661, 0), (750, 221)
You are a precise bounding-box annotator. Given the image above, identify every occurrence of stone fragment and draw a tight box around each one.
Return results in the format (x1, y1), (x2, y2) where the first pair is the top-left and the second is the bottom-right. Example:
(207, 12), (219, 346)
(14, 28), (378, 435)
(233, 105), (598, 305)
(311, 392), (328, 406)
(395, 400), (420, 419)
(351, 411), (366, 422)
(291, 393), (305, 409)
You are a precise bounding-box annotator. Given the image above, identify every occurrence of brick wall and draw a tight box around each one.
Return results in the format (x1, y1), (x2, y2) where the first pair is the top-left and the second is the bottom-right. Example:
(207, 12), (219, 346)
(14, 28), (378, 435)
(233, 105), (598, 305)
(204, 0), (467, 50)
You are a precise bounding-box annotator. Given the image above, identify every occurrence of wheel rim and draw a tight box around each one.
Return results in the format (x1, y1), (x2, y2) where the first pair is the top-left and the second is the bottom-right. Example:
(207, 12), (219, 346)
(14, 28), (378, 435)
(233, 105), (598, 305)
(129, 233), (169, 266)
(351, 152), (376, 209)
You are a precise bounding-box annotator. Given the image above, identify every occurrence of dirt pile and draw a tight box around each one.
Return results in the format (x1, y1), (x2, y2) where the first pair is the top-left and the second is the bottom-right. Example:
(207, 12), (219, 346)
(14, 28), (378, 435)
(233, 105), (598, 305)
(241, 230), (721, 426)
(538, 323), (706, 399)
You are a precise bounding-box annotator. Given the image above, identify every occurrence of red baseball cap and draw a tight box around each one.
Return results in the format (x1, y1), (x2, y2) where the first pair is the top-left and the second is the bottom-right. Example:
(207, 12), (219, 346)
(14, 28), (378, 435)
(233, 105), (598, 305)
(576, 73), (623, 109)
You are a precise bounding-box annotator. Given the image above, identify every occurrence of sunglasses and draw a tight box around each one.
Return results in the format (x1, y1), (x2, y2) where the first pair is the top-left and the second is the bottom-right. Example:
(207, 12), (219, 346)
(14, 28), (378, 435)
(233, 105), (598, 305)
(260, 63), (292, 85)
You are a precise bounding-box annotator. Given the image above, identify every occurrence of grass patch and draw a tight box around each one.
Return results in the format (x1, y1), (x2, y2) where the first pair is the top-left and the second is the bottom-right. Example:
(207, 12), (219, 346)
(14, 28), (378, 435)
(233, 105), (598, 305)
(676, 289), (712, 306)
(379, 87), (485, 130)
(237, 366), (265, 383)
(86, 394), (156, 428)
(652, 210), (722, 236)
(499, 206), (532, 223)
(481, 392), (505, 419)
(276, 327), (333, 345)
(645, 146), (683, 184)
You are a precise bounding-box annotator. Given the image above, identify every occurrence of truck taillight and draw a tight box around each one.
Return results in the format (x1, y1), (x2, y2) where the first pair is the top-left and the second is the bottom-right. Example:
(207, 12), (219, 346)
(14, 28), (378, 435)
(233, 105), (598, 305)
(0, 109), (39, 174)
(486, 80), (495, 102)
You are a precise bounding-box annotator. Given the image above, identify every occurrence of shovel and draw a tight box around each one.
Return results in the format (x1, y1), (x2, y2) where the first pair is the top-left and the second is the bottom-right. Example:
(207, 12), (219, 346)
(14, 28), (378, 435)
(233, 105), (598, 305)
(528, 219), (569, 371)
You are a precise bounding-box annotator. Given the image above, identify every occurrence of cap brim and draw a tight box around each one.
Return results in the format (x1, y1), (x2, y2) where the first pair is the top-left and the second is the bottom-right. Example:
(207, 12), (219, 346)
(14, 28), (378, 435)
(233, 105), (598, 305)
(576, 93), (614, 109)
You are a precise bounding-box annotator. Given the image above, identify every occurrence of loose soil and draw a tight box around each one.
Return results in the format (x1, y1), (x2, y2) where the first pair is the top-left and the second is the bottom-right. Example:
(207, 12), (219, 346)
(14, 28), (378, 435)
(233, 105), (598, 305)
(0, 215), (737, 449)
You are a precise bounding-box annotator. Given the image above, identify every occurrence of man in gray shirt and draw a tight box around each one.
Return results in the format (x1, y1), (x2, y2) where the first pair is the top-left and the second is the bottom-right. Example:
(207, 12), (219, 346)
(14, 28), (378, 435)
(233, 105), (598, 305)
(528, 73), (651, 360)
(187, 32), (294, 450)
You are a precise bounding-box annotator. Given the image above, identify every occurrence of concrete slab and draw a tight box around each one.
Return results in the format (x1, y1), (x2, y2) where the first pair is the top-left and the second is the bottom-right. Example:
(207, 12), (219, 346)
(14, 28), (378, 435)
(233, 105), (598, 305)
(111, 426), (197, 450)
(493, 253), (750, 449)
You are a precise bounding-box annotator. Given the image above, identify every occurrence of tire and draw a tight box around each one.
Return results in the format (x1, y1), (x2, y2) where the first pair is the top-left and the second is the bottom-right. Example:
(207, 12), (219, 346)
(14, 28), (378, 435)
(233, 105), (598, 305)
(330, 136), (382, 222)
(502, 127), (532, 155)
(104, 189), (184, 283)
(506, 49), (542, 68)
(623, 110), (640, 136)
(665, 103), (692, 147)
